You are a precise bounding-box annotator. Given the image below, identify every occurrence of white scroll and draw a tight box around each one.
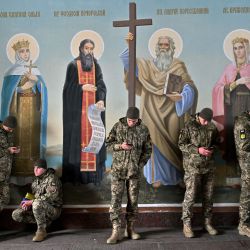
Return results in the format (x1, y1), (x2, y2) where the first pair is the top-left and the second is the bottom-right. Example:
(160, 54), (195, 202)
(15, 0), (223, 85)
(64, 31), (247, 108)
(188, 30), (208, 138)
(82, 104), (105, 154)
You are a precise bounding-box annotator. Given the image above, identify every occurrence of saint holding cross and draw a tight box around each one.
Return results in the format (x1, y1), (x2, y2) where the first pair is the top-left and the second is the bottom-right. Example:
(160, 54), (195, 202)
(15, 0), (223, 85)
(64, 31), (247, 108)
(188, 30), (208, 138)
(120, 28), (198, 188)
(1, 34), (48, 182)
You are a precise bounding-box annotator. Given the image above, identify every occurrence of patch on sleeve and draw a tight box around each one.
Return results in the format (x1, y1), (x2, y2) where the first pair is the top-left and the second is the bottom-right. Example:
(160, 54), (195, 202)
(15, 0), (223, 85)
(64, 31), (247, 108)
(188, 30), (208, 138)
(240, 129), (246, 140)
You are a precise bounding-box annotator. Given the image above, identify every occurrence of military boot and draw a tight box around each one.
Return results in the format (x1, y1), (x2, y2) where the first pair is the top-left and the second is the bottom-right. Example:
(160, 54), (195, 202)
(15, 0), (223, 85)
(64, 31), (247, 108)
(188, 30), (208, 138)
(204, 218), (218, 235)
(124, 221), (141, 240)
(107, 224), (123, 244)
(183, 221), (194, 238)
(238, 223), (250, 237)
(32, 228), (47, 242)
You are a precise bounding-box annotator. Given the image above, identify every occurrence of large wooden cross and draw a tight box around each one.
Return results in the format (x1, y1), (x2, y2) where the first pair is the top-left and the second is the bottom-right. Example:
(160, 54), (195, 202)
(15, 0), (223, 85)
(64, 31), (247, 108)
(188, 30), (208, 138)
(113, 2), (152, 107)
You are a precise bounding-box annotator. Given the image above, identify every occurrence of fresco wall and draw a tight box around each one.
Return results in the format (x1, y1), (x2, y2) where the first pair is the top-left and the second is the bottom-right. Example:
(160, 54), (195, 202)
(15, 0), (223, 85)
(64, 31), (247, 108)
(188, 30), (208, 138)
(0, 0), (250, 205)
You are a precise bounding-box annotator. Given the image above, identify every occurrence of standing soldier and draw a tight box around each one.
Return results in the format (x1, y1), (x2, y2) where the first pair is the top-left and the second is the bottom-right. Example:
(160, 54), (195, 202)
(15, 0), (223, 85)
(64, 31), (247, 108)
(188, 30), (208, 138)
(12, 159), (63, 242)
(106, 107), (152, 244)
(178, 108), (219, 238)
(0, 115), (19, 212)
(234, 111), (250, 237)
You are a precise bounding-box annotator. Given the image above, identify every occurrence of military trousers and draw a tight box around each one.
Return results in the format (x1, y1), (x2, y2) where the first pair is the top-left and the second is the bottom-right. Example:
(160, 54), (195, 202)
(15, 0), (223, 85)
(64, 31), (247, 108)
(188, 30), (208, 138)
(12, 199), (61, 229)
(109, 176), (140, 227)
(182, 170), (215, 223)
(0, 182), (9, 212)
(239, 160), (250, 225)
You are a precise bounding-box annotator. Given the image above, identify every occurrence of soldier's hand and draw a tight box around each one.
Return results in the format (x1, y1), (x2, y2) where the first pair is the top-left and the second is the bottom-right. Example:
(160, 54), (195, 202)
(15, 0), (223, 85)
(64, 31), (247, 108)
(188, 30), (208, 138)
(198, 147), (213, 157)
(121, 142), (133, 150)
(21, 200), (33, 210)
(8, 147), (17, 154)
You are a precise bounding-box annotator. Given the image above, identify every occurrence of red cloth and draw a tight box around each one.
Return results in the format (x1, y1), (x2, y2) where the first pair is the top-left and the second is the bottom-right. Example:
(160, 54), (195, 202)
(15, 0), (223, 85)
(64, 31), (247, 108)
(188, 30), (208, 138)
(77, 60), (96, 171)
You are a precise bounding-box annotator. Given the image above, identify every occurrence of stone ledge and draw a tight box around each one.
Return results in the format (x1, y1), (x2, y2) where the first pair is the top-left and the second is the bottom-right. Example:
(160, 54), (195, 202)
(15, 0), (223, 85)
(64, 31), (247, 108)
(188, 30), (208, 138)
(0, 206), (239, 230)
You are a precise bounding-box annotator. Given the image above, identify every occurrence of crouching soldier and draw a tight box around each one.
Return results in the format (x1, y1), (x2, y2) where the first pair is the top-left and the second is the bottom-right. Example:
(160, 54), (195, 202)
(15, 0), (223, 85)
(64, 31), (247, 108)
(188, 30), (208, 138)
(106, 107), (152, 244)
(178, 108), (219, 238)
(12, 159), (63, 242)
(234, 111), (250, 237)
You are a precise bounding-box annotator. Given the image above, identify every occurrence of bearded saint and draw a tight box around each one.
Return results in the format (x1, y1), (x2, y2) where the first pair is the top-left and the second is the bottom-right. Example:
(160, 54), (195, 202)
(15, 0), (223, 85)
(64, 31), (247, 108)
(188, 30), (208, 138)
(62, 39), (107, 184)
(120, 34), (198, 187)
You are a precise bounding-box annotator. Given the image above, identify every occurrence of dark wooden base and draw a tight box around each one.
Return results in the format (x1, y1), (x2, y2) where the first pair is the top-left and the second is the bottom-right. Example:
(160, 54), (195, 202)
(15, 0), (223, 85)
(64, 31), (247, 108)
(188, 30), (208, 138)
(0, 206), (239, 230)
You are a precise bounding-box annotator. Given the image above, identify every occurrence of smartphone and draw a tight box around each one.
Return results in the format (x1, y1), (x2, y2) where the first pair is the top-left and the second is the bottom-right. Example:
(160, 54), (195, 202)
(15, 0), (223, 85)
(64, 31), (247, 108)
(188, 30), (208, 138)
(207, 146), (214, 150)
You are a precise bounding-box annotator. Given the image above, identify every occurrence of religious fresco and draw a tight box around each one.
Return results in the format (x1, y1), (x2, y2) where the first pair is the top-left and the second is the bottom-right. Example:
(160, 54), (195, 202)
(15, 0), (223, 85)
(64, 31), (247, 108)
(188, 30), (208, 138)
(0, 0), (249, 206)
(1, 33), (47, 185)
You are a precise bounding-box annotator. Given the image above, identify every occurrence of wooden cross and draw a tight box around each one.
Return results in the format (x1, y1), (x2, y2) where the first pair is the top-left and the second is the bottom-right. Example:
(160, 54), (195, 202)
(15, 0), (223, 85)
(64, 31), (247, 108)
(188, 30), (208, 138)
(24, 60), (37, 73)
(113, 2), (152, 107)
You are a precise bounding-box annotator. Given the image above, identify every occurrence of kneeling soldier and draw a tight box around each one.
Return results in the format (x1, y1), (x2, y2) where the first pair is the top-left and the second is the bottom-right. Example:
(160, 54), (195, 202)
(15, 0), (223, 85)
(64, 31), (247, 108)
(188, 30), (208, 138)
(12, 159), (63, 242)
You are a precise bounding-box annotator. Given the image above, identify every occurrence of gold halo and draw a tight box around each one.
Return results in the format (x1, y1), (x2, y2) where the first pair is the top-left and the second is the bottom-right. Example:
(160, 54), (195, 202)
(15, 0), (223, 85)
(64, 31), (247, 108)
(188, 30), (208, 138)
(6, 33), (39, 64)
(148, 28), (183, 58)
(70, 30), (104, 60)
(223, 29), (250, 61)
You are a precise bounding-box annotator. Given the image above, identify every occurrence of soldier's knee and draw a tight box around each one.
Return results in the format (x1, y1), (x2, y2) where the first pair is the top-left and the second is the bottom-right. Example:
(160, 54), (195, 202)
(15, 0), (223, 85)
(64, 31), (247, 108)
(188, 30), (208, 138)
(12, 209), (23, 222)
(32, 200), (44, 210)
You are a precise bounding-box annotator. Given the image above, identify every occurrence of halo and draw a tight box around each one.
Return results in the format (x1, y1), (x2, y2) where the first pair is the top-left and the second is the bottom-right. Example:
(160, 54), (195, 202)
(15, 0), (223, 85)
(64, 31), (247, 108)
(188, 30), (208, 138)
(148, 28), (183, 58)
(6, 33), (40, 64)
(223, 29), (250, 61)
(70, 30), (104, 60)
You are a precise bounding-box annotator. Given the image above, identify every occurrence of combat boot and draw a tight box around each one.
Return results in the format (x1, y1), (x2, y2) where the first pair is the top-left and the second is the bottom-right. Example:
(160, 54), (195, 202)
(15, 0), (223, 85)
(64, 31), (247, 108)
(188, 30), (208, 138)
(204, 218), (218, 235)
(124, 221), (141, 240)
(183, 221), (194, 238)
(238, 223), (250, 237)
(32, 228), (47, 242)
(107, 224), (123, 244)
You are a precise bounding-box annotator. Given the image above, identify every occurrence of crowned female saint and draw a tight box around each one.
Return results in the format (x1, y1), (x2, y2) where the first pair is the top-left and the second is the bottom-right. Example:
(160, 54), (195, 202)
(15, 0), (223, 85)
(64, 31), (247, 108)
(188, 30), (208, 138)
(1, 33), (47, 183)
(212, 29), (250, 175)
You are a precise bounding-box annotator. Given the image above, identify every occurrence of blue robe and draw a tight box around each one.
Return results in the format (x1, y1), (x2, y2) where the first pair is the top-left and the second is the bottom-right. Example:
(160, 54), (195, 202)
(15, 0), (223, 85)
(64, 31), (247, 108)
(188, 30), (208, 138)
(0, 68), (48, 157)
(120, 48), (197, 185)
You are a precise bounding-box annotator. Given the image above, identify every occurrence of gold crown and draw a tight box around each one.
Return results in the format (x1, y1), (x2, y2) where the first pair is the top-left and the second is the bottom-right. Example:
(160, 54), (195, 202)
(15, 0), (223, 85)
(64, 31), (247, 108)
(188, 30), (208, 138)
(232, 37), (249, 45)
(12, 40), (30, 51)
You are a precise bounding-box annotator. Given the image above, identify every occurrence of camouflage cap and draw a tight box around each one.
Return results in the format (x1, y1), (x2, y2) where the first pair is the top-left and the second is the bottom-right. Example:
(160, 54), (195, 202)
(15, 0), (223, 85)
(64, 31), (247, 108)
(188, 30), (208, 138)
(34, 159), (47, 169)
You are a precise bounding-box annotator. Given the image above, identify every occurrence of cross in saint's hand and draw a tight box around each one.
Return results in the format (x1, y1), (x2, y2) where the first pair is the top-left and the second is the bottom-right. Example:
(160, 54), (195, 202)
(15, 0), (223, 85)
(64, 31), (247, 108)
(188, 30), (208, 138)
(25, 60), (37, 74)
(113, 2), (152, 107)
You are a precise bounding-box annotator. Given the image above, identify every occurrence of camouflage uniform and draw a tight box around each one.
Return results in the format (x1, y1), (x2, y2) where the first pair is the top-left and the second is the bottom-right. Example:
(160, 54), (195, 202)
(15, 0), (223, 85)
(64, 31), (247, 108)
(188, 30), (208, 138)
(0, 124), (14, 212)
(234, 111), (250, 226)
(106, 117), (152, 227)
(178, 115), (219, 223)
(12, 168), (62, 229)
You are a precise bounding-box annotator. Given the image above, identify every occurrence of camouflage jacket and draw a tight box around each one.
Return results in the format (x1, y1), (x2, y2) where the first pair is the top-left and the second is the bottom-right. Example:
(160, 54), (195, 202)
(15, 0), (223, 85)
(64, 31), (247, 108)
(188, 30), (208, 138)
(234, 111), (250, 161)
(0, 124), (14, 182)
(31, 168), (63, 208)
(178, 115), (219, 174)
(0, 124), (14, 158)
(106, 117), (152, 179)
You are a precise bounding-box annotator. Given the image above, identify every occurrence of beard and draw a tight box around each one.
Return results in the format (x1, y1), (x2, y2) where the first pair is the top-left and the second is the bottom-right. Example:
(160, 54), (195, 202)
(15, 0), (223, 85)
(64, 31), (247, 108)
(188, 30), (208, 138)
(80, 52), (94, 72)
(154, 49), (174, 72)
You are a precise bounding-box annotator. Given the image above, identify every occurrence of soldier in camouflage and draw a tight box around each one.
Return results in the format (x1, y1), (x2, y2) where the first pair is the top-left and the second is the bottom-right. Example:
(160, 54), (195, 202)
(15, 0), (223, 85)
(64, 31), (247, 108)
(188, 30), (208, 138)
(0, 116), (19, 212)
(106, 107), (152, 244)
(234, 111), (250, 237)
(178, 108), (219, 238)
(12, 159), (63, 242)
